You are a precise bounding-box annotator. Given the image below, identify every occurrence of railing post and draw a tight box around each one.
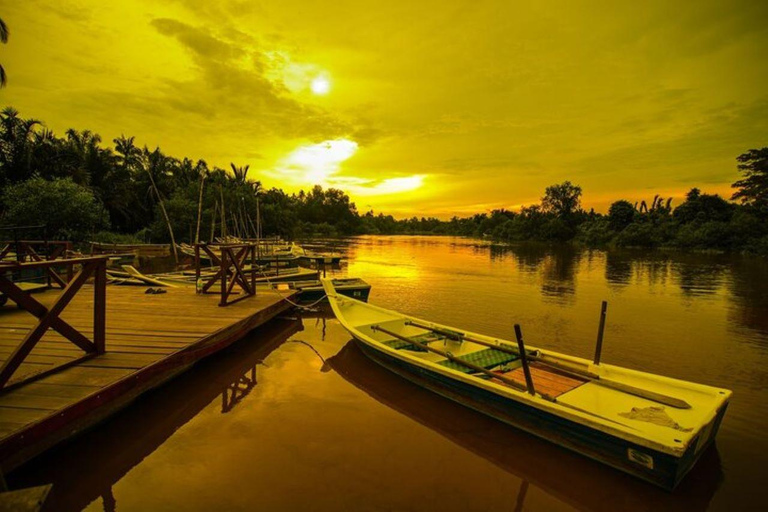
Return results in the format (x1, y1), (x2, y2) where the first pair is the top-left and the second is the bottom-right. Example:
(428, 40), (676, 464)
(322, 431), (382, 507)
(94, 260), (107, 354)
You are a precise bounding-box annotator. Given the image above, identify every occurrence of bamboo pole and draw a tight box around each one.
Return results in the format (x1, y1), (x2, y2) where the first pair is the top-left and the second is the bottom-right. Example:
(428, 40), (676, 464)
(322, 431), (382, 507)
(210, 201), (217, 243)
(146, 170), (178, 263)
(256, 196), (262, 240)
(195, 174), (205, 245)
(220, 186), (227, 239)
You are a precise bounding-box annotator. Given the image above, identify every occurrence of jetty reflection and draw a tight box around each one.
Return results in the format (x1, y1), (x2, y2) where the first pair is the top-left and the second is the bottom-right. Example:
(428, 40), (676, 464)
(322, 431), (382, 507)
(327, 340), (723, 512)
(8, 317), (303, 512)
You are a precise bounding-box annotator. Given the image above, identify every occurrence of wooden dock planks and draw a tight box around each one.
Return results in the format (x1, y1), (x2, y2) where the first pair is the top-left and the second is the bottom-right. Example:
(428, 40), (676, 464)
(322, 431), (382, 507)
(0, 284), (294, 471)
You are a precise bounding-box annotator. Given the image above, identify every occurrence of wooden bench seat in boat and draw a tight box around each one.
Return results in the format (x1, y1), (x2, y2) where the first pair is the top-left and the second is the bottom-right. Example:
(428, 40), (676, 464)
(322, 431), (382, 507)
(498, 362), (587, 398)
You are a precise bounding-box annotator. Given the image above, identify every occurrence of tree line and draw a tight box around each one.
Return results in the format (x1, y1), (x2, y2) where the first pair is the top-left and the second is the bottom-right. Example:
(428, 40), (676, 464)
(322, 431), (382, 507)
(1, 107), (766, 254)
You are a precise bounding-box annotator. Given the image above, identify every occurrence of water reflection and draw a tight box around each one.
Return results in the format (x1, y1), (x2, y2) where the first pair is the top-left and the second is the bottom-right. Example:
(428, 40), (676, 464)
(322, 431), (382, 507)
(539, 246), (580, 304)
(486, 244), (581, 304)
(328, 340), (723, 512)
(8, 318), (303, 512)
(221, 367), (257, 413)
(727, 256), (768, 341)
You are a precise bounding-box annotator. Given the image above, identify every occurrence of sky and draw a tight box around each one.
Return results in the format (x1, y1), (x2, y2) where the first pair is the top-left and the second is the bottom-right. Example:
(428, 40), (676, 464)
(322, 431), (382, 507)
(1, 0), (767, 218)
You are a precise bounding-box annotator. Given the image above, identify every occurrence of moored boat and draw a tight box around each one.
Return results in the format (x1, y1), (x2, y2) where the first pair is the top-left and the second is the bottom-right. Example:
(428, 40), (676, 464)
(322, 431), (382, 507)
(292, 278), (370, 303)
(321, 279), (732, 490)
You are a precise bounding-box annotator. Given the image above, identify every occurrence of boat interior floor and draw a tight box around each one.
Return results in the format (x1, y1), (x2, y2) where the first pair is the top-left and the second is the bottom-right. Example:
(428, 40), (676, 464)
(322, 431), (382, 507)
(499, 362), (587, 398)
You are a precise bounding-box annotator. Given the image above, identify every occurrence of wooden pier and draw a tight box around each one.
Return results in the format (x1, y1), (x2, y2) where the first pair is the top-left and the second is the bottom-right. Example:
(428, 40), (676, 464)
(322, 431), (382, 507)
(0, 275), (295, 472)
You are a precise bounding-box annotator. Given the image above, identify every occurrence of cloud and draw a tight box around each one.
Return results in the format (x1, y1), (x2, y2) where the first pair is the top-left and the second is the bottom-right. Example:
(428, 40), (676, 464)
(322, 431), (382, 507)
(267, 139), (424, 196)
(145, 18), (376, 145)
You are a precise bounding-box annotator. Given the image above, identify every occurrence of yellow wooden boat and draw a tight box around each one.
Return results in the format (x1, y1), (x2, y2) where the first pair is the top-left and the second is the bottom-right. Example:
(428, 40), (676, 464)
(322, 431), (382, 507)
(321, 279), (732, 489)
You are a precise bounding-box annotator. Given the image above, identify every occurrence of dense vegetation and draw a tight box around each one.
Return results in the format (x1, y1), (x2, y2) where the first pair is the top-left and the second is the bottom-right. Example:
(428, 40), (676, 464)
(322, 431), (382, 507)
(1, 107), (767, 254)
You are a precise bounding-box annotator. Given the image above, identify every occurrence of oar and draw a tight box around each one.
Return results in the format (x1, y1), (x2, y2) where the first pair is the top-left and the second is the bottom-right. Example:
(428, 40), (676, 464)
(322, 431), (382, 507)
(372, 324), (639, 428)
(370, 325), (543, 397)
(404, 320), (691, 409)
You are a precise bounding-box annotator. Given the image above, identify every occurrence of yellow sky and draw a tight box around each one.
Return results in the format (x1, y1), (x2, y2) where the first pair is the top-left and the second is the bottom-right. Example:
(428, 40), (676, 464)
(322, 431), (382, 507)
(1, 0), (767, 217)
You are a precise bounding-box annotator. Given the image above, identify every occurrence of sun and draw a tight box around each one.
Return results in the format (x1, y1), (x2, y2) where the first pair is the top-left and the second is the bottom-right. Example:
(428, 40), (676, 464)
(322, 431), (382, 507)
(310, 75), (331, 95)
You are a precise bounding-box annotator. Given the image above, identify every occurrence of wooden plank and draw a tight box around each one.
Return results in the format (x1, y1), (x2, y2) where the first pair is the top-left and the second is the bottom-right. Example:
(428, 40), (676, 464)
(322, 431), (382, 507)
(78, 353), (164, 369)
(4, 381), (100, 399)
(0, 393), (81, 411)
(505, 365), (586, 398)
(40, 366), (135, 387)
(0, 406), (51, 425)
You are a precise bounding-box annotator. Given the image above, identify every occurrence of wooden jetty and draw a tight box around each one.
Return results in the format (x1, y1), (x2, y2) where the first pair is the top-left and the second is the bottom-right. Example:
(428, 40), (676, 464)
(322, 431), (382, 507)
(0, 255), (296, 472)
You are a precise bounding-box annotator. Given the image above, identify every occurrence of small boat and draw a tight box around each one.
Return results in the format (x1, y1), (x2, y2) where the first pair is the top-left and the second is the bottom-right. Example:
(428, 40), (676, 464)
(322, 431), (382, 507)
(297, 252), (343, 266)
(91, 242), (170, 258)
(321, 279), (731, 490)
(287, 278), (370, 303)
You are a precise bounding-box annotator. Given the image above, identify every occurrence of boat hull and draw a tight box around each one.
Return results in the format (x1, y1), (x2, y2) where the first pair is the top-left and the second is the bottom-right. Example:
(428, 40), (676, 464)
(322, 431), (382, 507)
(354, 339), (728, 490)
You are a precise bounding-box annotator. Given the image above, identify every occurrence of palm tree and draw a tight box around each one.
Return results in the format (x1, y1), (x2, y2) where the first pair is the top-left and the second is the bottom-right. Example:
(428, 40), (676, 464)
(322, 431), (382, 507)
(63, 129), (102, 185)
(230, 163), (250, 184)
(0, 17), (8, 87)
(0, 107), (41, 183)
(113, 135), (142, 171)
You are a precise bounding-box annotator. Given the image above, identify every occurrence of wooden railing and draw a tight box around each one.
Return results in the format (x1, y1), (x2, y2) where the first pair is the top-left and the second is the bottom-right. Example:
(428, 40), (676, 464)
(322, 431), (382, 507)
(0, 256), (109, 390)
(0, 240), (75, 285)
(194, 243), (257, 306)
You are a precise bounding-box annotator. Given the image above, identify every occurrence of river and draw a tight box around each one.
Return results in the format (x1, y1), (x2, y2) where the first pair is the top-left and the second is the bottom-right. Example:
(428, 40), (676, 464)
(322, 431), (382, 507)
(9, 236), (768, 511)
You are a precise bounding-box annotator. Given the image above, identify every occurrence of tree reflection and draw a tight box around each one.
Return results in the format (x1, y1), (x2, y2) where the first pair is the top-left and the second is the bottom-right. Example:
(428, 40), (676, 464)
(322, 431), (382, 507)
(539, 246), (581, 304)
(605, 251), (633, 287)
(727, 256), (768, 339)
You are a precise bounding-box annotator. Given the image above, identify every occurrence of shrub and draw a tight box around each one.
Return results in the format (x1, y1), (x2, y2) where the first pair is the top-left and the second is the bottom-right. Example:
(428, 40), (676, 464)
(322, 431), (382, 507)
(1, 177), (109, 241)
(577, 219), (614, 246)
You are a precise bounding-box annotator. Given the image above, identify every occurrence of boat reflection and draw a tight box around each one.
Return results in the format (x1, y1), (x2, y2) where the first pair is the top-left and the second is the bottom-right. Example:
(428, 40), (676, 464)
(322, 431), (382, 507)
(327, 340), (723, 512)
(8, 317), (303, 512)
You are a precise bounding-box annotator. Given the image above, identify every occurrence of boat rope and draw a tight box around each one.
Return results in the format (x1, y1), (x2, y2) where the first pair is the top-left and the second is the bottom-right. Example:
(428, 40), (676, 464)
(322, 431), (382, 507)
(287, 339), (331, 371)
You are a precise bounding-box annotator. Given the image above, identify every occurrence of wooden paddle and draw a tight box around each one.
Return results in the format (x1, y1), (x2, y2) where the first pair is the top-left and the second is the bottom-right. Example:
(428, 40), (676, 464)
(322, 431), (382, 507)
(404, 320), (691, 409)
(370, 324), (540, 396)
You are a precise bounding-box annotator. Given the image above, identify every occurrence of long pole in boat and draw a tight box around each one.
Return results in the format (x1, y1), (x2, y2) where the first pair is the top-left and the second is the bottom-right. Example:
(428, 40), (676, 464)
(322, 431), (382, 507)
(593, 301), (608, 365)
(513, 324), (536, 395)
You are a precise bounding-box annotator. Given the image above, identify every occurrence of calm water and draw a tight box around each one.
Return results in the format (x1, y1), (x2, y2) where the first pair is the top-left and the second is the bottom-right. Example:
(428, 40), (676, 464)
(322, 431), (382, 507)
(9, 236), (768, 511)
